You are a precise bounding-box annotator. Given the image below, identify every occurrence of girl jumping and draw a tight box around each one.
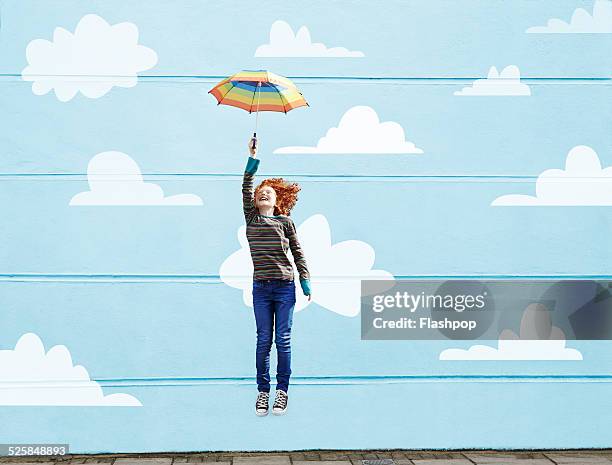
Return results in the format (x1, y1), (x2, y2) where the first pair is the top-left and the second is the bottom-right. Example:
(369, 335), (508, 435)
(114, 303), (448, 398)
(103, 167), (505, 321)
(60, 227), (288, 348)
(242, 137), (312, 416)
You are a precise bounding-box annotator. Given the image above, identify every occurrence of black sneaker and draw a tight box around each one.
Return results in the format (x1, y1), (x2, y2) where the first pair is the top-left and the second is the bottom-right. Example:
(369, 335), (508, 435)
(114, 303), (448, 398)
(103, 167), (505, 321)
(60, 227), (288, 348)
(255, 391), (269, 416)
(272, 389), (288, 415)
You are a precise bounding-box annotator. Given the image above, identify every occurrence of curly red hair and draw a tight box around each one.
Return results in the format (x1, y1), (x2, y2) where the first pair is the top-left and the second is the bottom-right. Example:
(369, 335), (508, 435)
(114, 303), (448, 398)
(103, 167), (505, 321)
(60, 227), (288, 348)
(255, 178), (301, 216)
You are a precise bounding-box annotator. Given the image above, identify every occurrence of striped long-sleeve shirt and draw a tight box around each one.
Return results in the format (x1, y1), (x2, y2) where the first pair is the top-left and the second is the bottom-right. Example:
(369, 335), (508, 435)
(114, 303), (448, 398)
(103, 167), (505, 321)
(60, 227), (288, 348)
(242, 156), (311, 295)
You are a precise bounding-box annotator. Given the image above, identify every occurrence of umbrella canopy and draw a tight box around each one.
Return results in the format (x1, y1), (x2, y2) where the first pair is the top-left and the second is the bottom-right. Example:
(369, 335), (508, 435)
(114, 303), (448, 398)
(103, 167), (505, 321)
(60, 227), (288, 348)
(208, 70), (308, 114)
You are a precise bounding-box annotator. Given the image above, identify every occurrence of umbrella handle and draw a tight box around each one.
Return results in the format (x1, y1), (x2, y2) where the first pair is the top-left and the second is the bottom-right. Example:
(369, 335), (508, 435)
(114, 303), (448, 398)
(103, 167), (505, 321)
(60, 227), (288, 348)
(251, 132), (257, 150)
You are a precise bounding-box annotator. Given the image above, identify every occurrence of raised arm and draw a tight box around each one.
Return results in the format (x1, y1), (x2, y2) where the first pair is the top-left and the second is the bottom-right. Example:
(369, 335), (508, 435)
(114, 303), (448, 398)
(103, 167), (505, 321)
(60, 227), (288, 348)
(242, 140), (260, 224)
(286, 218), (311, 296)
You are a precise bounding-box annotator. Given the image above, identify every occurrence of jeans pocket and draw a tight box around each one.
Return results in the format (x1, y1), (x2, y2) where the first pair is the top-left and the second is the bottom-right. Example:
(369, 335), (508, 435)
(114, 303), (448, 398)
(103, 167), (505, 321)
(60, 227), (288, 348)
(286, 281), (297, 303)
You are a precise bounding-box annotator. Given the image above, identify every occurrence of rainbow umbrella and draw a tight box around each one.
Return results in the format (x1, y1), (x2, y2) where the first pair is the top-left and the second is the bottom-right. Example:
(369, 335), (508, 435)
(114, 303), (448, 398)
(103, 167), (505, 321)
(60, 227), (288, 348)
(208, 70), (308, 149)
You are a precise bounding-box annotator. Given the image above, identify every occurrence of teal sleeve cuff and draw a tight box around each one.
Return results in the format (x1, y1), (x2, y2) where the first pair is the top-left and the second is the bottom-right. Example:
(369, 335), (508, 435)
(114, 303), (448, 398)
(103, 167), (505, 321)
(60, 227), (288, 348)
(300, 278), (311, 296)
(245, 157), (260, 174)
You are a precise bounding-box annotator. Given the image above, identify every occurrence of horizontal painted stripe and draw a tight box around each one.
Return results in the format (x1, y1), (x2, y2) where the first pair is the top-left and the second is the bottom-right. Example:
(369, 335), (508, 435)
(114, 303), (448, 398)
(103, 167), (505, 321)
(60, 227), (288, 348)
(0, 274), (611, 282)
(1, 174), (610, 183)
(0, 174), (553, 180)
(2, 74), (611, 82)
(1, 375), (611, 389)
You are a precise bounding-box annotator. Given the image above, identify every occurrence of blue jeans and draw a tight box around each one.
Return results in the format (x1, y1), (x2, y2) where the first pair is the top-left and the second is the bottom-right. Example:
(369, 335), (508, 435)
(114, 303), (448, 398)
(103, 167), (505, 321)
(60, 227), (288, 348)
(252, 279), (296, 393)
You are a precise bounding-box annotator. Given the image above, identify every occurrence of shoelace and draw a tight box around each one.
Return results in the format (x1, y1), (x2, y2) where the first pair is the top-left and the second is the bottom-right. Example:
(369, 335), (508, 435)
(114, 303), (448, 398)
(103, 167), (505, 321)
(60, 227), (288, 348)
(273, 390), (288, 409)
(256, 392), (269, 409)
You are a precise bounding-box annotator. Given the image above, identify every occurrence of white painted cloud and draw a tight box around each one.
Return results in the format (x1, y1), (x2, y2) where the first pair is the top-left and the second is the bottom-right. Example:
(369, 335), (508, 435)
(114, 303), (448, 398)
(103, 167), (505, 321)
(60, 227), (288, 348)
(0, 333), (142, 405)
(492, 145), (612, 206)
(22, 14), (158, 101)
(274, 106), (423, 154)
(220, 214), (393, 317)
(439, 340), (583, 361)
(454, 65), (531, 96)
(70, 151), (203, 206)
(439, 303), (583, 361)
(255, 20), (364, 57)
(526, 0), (612, 33)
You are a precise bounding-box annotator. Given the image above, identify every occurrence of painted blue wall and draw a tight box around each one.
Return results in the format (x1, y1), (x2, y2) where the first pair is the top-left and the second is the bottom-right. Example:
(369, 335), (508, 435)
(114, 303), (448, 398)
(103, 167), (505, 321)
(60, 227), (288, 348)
(0, 0), (611, 452)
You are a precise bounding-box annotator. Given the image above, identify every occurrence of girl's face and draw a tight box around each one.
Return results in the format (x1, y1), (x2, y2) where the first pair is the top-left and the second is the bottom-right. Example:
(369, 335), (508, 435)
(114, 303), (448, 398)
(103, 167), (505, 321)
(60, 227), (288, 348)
(256, 185), (277, 211)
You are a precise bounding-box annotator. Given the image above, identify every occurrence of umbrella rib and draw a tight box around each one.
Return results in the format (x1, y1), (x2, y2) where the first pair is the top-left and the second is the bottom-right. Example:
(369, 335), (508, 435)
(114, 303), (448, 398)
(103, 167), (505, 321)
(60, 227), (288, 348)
(218, 82), (238, 105)
(248, 82), (256, 114)
(275, 86), (288, 114)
